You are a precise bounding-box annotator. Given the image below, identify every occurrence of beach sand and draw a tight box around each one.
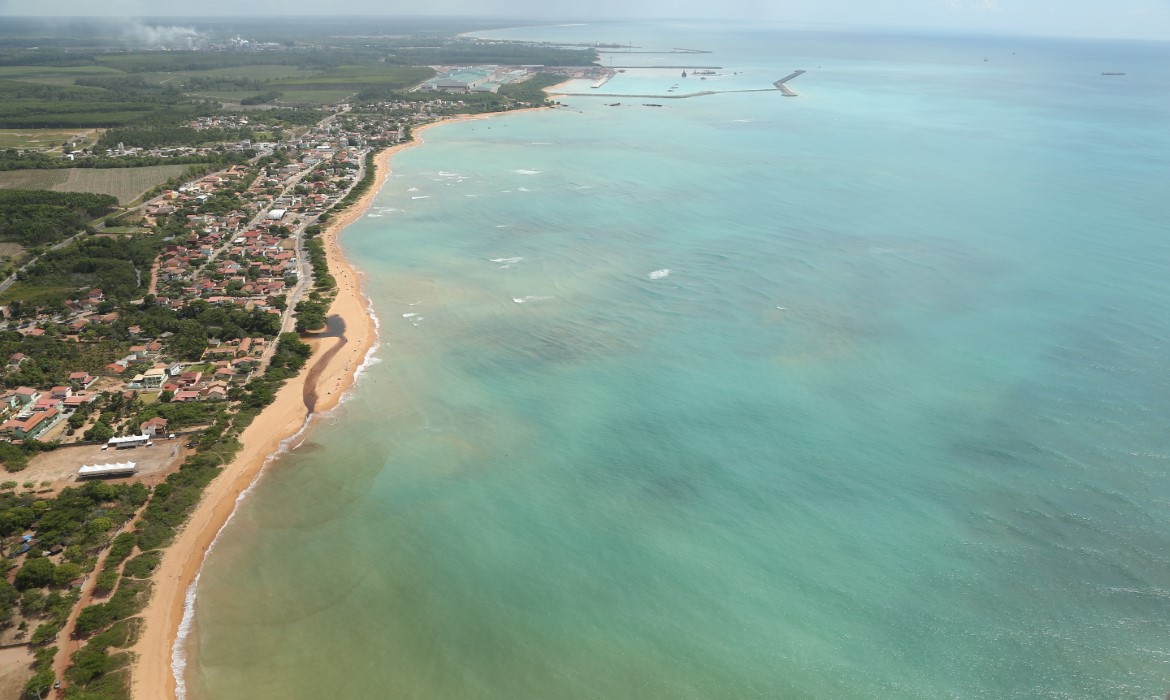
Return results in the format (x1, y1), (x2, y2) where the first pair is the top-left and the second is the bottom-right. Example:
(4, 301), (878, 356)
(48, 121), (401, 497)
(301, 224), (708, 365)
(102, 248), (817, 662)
(128, 112), (519, 700)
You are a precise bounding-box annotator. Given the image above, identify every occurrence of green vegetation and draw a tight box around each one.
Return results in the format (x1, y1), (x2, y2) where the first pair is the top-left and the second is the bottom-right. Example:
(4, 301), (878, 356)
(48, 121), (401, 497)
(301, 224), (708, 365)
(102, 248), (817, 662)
(239, 90), (283, 106)
(294, 299), (328, 333)
(0, 480), (148, 669)
(499, 72), (566, 104)
(0, 77), (186, 129)
(0, 189), (116, 246)
(7, 234), (162, 304)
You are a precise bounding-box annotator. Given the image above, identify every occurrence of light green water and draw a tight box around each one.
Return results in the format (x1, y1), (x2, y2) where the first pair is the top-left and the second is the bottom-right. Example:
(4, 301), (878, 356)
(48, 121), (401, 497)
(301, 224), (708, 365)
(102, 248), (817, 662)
(184, 23), (1170, 700)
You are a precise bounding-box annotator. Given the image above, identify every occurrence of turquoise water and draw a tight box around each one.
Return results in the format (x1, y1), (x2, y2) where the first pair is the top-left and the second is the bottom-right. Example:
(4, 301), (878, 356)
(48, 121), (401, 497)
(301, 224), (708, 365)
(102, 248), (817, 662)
(185, 24), (1170, 699)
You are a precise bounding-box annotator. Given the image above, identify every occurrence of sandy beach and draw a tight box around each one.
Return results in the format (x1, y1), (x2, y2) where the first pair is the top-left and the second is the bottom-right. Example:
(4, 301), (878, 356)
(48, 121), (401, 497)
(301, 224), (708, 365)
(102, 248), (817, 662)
(127, 112), (522, 700)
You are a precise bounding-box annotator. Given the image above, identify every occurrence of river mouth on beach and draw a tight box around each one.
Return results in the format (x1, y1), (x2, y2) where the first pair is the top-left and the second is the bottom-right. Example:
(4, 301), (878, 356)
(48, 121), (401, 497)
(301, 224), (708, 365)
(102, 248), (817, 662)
(182, 22), (1170, 700)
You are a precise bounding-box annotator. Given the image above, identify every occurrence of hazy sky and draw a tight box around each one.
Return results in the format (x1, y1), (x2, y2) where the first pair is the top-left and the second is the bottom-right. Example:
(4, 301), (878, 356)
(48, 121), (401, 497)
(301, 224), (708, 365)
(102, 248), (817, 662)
(1, 0), (1168, 39)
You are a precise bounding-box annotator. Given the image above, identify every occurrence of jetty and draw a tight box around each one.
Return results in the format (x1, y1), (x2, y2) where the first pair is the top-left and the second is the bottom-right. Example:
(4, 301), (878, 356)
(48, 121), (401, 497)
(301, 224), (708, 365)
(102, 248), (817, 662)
(591, 73), (614, 89)
(609, 65), (722, 70)
(597, 49), (712, 55)
(773, 69), (806, 96)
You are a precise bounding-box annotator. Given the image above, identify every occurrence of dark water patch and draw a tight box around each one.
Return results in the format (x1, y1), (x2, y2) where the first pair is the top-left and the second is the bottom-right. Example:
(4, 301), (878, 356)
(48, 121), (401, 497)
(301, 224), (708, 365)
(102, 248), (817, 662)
(302, 314), (347, 413)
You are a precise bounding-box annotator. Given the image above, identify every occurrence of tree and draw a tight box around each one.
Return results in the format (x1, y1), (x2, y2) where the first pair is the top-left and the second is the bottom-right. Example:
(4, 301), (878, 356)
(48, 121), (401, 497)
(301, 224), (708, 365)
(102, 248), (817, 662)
(23, 667), (54, 698)
(51, 563), (82, 587)
(84, 421), (114, 443)
(14, 557), (55, 590)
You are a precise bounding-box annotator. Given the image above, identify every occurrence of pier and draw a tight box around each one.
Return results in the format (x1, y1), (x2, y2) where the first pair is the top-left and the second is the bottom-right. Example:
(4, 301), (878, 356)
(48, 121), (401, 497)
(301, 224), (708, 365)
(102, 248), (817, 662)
(773, 69), (806, 96)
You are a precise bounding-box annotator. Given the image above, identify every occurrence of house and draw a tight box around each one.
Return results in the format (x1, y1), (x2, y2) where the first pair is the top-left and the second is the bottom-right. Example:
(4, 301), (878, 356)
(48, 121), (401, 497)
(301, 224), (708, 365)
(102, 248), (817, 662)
(143, 368), (167, 390)
(172, 390), (201, 403)
(0, 407), (60, 440)
(7, 353), (26, 368)
(63, 394), (97, 410)
(178, 371), (202, 387)
(32, 397), (62, 413)
(49, 386), (72, 400)
(139, 417), (169, 437)
(69, 372), (97, 389)
(12, 387), (39, 407)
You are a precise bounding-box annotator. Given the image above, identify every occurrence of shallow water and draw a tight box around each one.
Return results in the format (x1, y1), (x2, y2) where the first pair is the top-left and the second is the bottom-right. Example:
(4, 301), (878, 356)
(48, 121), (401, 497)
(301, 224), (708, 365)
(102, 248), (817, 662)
(185, 22), (1170, 699)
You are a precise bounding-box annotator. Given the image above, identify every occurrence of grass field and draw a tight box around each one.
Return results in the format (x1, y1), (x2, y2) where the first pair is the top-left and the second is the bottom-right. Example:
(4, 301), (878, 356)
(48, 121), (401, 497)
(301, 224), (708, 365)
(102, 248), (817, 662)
(0, 128), (98, 150)
(0, 282), (70, 306)
(275, 89), (360, 105)
(0, 164), (191, 203)
(135, 64), (324, 86)
(0, 65), (124, 86)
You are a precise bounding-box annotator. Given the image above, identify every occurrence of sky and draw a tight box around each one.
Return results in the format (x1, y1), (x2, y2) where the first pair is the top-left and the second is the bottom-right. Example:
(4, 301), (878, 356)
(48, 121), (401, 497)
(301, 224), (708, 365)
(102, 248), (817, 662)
(0, 0), (1168, 40)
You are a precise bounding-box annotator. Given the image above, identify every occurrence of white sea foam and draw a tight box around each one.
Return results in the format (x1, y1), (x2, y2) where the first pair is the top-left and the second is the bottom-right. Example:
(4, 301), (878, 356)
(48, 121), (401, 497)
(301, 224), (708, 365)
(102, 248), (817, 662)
(465, 194), (479, 197)
(518, 187), (531, 192)
(513, 295), (553, 303)
(490, 256), (524, 265)
(411, 195), (430, 200)
(407, 187), (419, 192)
(403, 312), (418, 318)
(649, 268), (671, 279)
(337, 296), (383, 407)
(513, 169), (541, 175)
(495, 224), (512, 228)
(531, 141), (554, 145)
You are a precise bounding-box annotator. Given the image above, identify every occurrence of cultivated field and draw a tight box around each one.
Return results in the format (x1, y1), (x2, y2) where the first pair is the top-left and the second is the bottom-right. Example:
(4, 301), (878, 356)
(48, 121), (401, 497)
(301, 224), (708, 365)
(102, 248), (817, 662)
(0, 169), (69, 190)
(0, 242), (24, 259)
(0, 164), (191, 203)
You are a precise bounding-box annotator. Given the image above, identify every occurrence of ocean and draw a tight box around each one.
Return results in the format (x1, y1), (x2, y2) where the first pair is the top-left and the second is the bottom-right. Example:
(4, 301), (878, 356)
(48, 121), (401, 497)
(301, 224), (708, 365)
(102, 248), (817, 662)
(182, 22), (1170, 699)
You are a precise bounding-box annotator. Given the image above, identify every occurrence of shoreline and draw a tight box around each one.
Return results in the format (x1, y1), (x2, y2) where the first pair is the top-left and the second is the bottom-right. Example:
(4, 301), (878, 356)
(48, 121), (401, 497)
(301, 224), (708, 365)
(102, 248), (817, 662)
(128, 110), (539, 700)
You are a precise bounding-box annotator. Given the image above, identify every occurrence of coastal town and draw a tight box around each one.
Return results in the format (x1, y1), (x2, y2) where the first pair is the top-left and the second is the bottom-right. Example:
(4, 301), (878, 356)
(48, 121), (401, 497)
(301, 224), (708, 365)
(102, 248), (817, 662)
(0, 33), (581, 696)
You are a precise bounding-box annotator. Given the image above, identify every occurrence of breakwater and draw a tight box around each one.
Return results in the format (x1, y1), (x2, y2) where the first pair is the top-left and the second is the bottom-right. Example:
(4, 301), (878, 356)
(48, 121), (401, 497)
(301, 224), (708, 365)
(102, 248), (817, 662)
(774, 69), (806, 96)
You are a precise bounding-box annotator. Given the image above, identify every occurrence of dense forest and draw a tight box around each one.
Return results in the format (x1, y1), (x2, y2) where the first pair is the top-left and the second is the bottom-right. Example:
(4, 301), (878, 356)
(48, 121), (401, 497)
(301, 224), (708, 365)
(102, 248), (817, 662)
(0, 150), (249, 172)
(0, 190), (117, 247)
(13, 235), (161, 302)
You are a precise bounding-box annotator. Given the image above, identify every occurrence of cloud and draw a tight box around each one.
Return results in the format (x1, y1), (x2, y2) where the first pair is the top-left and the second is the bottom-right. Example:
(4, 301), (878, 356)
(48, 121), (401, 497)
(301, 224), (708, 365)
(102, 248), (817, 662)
(121, 21), (204, 46)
